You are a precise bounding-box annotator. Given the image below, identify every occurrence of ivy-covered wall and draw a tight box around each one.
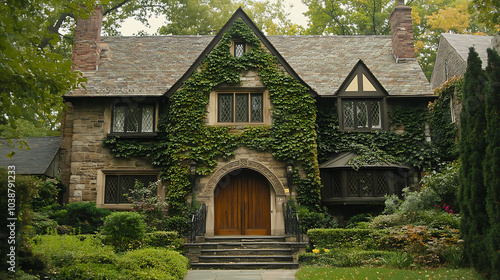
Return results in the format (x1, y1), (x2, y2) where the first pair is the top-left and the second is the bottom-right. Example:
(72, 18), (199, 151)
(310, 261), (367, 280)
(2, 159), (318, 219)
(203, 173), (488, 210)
(104, 18), (322, 220)
(316, 99), (437, 172)
(428, 77), (461, 162)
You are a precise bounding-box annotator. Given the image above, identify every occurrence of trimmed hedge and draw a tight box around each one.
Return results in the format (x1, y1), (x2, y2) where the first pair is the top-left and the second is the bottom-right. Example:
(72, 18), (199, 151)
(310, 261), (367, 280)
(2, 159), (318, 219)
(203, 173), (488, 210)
(307, 228), (394, 251)
(143, 231), (185, 253)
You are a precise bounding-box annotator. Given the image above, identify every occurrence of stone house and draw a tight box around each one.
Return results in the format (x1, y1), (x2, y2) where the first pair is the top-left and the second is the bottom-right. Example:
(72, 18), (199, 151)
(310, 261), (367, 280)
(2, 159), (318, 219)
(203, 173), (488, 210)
(62, 2), (433, 237)
(430, 33), (499, 128)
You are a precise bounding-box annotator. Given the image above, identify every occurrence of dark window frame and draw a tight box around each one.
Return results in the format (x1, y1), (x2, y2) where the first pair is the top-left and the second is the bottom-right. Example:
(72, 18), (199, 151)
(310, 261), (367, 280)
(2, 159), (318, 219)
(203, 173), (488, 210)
(217, 92), (264, 123)
(320, 168), (408, 203)
(104, 174), (158, 204)
(110, 103), (157, 137)
(233, 41), (246, 58)
(341, 98), (384, 131)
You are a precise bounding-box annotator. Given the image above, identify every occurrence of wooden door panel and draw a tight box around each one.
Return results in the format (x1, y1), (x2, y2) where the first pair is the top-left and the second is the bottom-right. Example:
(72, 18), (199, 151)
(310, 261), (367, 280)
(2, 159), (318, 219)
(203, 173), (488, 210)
(214, 170), (271, 236)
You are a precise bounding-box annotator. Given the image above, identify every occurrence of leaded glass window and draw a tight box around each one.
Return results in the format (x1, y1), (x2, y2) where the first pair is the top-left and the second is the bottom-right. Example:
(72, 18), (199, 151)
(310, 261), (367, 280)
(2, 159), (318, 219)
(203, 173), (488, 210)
(235, 94), (249, 122)
(321, 169), (403, 201)
(218, 92), (263, 123)
(111, 103), (155, 133)
(342, 100), (382, 130)
(251, 93), (263, 122)
(234, 42), (245, 58)
(218, 94), (233, 122)
(343, 101), (354, 128)
(104, 175), (158, 204)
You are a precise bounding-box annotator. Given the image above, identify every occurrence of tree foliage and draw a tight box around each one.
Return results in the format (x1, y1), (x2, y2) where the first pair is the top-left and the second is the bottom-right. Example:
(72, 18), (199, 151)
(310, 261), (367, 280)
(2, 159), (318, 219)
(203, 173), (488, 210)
(303, 0), (393, 35)
(458, 47), (500, 278)
(483, 48), (500, 279)
(0, 0), (97, 139)
(469, 0), (500, 30)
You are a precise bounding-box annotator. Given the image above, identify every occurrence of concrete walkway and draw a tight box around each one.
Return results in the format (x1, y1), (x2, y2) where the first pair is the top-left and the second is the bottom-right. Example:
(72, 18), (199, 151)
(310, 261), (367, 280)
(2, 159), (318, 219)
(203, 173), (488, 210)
(183, 269), (297, 280)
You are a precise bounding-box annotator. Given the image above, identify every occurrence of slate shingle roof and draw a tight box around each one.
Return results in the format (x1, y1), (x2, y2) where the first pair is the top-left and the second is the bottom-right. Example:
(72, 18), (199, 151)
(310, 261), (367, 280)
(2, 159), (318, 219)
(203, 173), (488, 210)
(68, 34), (432, 97)
(441, 33), (493, 69)
(0, 136), (61, 176)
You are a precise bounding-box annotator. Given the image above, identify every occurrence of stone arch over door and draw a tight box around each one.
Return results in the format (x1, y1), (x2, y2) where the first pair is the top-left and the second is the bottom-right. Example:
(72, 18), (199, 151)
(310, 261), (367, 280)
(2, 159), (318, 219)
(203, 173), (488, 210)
(200, 159), (287, 236)
(202, 159), (286, 197)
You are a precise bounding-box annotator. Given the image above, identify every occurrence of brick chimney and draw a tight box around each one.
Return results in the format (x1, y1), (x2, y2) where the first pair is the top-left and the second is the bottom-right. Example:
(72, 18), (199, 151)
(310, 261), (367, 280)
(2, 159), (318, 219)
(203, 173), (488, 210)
(390, 0), (415, 61)
(72, 6), (103, 71)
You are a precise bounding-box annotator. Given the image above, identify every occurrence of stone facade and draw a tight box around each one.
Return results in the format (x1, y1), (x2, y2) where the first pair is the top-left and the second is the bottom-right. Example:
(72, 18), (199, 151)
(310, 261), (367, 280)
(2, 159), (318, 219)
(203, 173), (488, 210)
(61, 98), (161, 206)
(430, 38), (467, 89)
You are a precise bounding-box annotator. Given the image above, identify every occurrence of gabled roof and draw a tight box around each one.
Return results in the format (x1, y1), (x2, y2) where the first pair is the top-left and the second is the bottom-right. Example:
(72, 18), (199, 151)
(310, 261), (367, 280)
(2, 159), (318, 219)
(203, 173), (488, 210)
(164, 8), (313, 97)
(0, 136), (61, 176)
(440, 33), (493, 69)
(67, 9), (432, 98)
(319, 152), (409, 169)
(336, 60), (387, 97)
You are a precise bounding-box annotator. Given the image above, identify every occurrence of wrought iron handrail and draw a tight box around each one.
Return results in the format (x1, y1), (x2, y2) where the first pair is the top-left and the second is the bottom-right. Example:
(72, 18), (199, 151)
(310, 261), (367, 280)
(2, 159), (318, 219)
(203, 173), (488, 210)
(283, 202), (302, 242)
(189, 203), (206, 243)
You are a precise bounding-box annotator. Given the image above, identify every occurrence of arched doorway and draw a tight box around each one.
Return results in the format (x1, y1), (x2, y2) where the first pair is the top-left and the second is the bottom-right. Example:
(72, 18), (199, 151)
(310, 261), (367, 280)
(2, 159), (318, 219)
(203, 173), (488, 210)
(214, 169), (271, 235)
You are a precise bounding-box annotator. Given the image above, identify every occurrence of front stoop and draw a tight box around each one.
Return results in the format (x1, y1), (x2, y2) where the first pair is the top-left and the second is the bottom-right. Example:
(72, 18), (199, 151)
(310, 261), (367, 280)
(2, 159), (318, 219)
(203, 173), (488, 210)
(184, 236), (307, 270)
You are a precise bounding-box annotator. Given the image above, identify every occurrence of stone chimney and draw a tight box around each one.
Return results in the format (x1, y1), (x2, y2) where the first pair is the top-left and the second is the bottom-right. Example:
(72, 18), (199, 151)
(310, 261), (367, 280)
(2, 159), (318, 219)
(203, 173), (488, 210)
(390, 0), (415, 61)
(72, 6), (103, 71)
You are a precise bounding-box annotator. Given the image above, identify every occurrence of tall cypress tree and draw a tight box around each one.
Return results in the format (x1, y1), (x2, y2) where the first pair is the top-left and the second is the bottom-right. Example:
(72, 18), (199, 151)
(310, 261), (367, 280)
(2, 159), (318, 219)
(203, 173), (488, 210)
(458, 47), (489, 273)
(484, 48), (500, 279)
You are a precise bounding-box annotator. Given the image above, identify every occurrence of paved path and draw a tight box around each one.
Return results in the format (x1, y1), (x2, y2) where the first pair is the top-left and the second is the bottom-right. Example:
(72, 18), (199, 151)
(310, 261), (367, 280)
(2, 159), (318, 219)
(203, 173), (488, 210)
(183, 269), (297, 280)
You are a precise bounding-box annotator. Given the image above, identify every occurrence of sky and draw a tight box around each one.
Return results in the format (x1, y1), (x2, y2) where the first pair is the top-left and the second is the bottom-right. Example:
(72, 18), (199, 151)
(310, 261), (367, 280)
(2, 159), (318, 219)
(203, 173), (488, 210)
(119, 0), (309, 35)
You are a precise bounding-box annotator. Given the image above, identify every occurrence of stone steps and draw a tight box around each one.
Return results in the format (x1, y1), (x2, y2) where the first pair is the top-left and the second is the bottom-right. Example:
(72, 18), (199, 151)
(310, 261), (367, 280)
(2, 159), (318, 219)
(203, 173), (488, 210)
(185, 236), (306, 270)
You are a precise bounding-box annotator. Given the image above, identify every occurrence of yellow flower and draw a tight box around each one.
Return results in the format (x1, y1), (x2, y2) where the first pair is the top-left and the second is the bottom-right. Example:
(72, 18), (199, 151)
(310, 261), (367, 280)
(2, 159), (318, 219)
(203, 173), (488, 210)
(312, 249), (320, 254)
(324, 249), (330, 253)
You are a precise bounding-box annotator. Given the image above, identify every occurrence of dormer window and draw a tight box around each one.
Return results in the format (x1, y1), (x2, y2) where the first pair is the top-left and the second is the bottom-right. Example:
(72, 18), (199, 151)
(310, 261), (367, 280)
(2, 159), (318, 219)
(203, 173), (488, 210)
(233, 41), (246, 58)
(337, 61), (387, 131)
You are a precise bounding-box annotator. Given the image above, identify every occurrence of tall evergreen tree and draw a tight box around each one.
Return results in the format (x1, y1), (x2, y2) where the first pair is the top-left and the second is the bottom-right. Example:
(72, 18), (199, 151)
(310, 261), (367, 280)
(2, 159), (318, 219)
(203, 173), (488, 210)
(458, 47), (489, 273)
(484, 48), (500, 279)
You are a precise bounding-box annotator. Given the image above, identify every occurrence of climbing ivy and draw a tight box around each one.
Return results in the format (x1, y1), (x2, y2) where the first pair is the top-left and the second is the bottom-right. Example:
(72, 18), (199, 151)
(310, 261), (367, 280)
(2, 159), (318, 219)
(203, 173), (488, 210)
(428, 77), (460, 162)
(316, 103), (438, 171)
(103, 18), (322, 221)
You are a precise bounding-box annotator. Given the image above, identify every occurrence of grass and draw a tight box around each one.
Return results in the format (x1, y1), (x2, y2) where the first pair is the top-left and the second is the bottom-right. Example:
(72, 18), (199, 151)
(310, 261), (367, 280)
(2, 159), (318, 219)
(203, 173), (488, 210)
(296, 266), (485, 280)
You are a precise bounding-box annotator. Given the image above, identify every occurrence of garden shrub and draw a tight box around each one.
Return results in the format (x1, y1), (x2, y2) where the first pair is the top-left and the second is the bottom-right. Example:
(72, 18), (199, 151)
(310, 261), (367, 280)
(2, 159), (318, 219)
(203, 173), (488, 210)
(420, 161), (460, 213)
(57, 263), (127, 280)
(307, 228), (384, 250)
(116, 248), (189, 280)
(0, 169), (38, 273)
(345, 213), (371, 229)
(126, 180), (168, 231)
(31, 212), (59, 235)
(52, 202), (111, 234)
(144, 231), (184, 253)
(298, 206), (338, 232)
(31, 234), (116, 268)
(102, 211), (146, 251)
(299, 249), (401, 267)
(164, 216), (190, 236)
(31, 177), (61, 212)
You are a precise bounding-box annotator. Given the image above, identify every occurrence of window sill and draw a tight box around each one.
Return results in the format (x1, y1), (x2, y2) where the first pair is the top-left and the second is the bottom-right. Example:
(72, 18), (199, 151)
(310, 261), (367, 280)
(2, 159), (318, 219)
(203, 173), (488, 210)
(322, 197), (387, 205)
(341, 128), (385, 132)
(97, 204), (133, 210)
(213, 122), (267, 126)
(107, 132), (157, 139)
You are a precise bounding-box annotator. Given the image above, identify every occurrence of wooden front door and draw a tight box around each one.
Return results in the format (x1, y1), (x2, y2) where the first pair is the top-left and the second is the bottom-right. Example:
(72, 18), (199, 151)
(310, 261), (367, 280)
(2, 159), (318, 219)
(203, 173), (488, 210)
(214, 169), (271, 235)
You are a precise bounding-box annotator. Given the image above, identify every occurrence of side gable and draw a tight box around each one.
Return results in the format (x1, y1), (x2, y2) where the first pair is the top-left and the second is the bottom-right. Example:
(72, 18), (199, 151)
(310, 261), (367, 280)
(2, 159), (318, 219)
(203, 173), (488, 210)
(164, 8), (315, 97)
(336, 60), (387, 97)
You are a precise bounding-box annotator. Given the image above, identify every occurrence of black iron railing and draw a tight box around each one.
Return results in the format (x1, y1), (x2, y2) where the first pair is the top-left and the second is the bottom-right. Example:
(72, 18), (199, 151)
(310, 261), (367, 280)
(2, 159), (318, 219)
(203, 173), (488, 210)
(283, 202), (302, 242)
(189, 203), (206, 243)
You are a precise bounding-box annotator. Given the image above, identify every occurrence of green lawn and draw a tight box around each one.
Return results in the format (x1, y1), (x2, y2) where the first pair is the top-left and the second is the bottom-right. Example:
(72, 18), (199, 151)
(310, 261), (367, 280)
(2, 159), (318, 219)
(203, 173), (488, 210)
(296, 266), (485, 280)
